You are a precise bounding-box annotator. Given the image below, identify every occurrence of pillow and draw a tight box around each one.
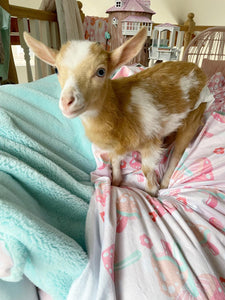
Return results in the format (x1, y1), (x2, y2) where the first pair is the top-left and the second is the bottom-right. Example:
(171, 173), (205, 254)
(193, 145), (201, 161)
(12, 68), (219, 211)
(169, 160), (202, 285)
(208, 72), (225, 92)
(201, 58), (225, 79)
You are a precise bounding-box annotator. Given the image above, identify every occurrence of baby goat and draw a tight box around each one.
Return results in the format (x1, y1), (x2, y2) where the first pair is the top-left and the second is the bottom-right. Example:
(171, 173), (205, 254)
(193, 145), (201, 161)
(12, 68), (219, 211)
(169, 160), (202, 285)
(24, 28), (207, 195)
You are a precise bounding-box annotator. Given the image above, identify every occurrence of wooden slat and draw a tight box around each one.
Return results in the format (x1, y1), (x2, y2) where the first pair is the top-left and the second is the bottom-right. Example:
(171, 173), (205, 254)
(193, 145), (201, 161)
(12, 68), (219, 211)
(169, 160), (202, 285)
(17, 18), (33, 82)
(40, 21), (53, 76)
(176, 31), (184, 48)
(1, 0), (10, 11)
(55, 0), (67, 44)
(9, 5), (57, 22)
(50, 21), (60, 50)
(194, 25), (215, 31)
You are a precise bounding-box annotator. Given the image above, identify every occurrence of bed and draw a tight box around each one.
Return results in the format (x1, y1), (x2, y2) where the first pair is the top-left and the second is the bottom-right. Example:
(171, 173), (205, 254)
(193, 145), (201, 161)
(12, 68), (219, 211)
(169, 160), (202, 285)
(0, 2), (225, 299)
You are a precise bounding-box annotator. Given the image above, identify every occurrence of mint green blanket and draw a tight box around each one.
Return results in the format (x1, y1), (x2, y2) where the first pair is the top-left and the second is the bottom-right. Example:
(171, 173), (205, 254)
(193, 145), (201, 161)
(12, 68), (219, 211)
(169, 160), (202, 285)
(0, 75), (96, 299)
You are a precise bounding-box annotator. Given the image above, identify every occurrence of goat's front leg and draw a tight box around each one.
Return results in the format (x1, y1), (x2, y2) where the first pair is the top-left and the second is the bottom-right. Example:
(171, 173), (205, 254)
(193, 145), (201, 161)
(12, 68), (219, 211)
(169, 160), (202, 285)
(140, 139), (162, 196)
(110, 154), (123, 187)
(160, 103), (206, 189)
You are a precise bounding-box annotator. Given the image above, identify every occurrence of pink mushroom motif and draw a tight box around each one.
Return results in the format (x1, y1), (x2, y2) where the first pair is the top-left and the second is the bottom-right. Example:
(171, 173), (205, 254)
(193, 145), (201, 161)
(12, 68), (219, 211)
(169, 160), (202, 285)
(212, 112), (225, 123)
(95, 181), (110, 207)
(146, 195), (167, 218)
(178, 274), (225, 300)
(206, 194), (218, 208)
(151, 240), (191, 299)
(203, 129), (214, 138)
(127, 151), (145, 182)
(129, 151), (142, 170)
(188, 222), (220, 256)
(209, 217), (225, 232)
(151, 240), (224, 299)
(120, 160), (127, 169)
(140, 234), (153, 249)
(102, 244), (115, 281)
(116, 192), (141, 232)
(176, 197), (193, 212)
(187, 157), (214, 182)
(146, 195), (176, 221)
(172, 157), (214, 185)
(94, 150), (110, 170)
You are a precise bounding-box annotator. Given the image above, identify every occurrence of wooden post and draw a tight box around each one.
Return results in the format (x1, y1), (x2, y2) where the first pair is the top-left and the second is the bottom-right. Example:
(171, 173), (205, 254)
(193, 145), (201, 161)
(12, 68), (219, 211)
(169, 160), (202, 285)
(183, 12), (195, 51)
(1, 0), (10, 11)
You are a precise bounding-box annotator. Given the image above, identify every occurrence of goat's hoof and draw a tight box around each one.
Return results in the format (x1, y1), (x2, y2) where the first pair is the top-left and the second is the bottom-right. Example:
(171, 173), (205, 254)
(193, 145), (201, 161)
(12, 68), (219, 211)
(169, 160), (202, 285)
(160, 177), (169, 190)
(146, 182), (158, 197)
(112, 175), (122, 187)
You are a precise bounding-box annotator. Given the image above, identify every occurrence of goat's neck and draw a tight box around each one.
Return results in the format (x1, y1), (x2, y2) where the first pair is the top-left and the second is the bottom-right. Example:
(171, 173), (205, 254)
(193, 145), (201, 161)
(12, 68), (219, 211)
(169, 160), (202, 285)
(82, 78), (129, 123)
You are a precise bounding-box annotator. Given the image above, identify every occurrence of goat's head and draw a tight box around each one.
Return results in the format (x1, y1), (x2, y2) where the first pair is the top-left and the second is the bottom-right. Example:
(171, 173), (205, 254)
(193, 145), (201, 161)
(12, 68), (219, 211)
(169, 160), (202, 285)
(24, 28), (147, 118)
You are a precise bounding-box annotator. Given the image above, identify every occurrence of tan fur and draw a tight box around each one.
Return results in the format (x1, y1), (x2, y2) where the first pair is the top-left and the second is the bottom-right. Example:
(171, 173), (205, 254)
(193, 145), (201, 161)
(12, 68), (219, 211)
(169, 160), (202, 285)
(24, 29), (207, 195)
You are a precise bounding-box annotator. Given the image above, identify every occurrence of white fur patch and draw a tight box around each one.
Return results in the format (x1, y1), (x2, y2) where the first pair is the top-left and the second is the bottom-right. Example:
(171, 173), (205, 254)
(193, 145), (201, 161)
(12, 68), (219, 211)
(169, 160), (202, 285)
(81, 109), (99, 118)
(130, 88), (162, 137)
(161, 111), (189, 136)
(60, 77), (85, 108)
(62, 40), (93, 70)
(180, 70), (198, 101)
(142, 145), (163, 169)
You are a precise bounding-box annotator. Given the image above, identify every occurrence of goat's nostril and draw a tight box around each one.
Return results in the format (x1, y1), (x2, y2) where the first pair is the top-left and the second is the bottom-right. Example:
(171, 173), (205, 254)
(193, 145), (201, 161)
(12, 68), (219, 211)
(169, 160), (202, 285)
(68, 96), (75, 106)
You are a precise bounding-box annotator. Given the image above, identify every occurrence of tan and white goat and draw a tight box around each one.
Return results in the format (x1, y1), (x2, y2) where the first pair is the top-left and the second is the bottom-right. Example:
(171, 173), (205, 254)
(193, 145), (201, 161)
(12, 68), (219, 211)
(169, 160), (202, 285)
(24, 28), (207, 195)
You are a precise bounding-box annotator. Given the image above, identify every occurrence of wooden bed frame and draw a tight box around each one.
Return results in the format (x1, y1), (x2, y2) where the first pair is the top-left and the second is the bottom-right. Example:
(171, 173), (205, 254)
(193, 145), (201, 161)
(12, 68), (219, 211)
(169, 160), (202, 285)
(0, 0), (219, 84)
(1, 0), (58, 84)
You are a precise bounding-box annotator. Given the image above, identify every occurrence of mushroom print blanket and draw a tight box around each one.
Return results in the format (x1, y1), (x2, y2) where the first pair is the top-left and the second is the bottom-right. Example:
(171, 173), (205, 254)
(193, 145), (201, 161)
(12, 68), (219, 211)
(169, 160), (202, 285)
(68, 71), (225, 300)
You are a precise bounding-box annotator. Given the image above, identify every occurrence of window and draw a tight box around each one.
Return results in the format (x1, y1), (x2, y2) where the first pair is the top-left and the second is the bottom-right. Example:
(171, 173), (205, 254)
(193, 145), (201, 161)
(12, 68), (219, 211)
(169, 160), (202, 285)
(127, 22), (132, 30)
(112, 17), (118, 26)
(115, 1), (122, 8)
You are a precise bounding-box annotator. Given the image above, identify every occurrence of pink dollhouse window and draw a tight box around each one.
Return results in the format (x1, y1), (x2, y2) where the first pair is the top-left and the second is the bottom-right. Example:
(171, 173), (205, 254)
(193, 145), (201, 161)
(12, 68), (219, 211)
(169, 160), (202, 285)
(127, 22), (132, 30)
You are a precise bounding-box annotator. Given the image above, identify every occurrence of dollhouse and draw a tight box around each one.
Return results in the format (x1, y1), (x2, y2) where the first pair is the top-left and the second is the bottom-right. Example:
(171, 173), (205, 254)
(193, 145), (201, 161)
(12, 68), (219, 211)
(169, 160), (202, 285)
(148, 23), (182, 65)
(106, 0), (156, 66)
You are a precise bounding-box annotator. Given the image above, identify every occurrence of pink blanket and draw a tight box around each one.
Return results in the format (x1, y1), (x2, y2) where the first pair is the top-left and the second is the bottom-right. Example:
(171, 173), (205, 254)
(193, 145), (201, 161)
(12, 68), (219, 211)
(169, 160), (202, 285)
(68, 71), (225, 300)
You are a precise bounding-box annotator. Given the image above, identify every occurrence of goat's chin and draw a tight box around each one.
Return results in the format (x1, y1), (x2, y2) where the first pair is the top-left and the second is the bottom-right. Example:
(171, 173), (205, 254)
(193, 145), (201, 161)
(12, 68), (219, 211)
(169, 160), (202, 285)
(62, 112), (77, 119)
(61, 106), (86, 119)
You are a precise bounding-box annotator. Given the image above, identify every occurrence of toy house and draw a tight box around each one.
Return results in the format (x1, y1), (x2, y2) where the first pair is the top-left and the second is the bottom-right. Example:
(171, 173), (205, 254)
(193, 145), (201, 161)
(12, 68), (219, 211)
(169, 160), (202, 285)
(148, 23), (182, 65)
(106, 0), (155, 66)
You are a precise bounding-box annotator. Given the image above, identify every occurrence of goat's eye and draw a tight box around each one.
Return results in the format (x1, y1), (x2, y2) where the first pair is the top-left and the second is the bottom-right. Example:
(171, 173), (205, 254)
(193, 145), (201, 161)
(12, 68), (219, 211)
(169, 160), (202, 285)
(96, 68), (105, 77)
(54, 67), (58, 74)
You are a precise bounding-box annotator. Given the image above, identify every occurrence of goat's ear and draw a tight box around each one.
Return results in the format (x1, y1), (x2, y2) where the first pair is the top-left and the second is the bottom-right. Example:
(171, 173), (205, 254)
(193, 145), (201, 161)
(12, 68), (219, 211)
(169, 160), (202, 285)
(109, 27), (147, 70)
(23, 32), (58, 66)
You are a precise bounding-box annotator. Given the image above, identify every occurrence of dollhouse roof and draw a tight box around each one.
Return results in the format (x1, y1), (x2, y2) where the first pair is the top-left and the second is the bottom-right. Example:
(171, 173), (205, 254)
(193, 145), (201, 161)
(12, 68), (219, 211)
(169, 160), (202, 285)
(106, 0), (156, 14)
(122, 15), (153, 23)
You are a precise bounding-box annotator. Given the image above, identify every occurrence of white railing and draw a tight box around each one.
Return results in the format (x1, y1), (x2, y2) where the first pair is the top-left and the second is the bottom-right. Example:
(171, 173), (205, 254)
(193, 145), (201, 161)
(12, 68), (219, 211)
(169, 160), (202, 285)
(122, 22), (152, 36)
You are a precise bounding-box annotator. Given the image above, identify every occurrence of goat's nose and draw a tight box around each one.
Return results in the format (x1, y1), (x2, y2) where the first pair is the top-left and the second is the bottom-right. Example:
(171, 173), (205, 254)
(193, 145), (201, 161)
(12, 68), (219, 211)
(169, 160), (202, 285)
(67, 96), (75, 106)
(62, 96), (75, 107)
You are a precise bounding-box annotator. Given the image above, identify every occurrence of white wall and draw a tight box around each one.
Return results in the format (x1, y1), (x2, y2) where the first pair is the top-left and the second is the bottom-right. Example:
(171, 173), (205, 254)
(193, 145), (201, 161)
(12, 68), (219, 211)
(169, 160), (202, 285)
(10, 0), (225, 26)
(81, 0), (225, 26)
(9, 0), (42, 9)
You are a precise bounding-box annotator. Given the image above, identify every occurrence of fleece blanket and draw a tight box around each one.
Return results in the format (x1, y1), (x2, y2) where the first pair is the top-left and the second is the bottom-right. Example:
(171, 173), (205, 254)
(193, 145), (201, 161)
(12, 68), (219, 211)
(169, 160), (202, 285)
(68, 72), (225, 300)
(0, 74), (96, 299)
